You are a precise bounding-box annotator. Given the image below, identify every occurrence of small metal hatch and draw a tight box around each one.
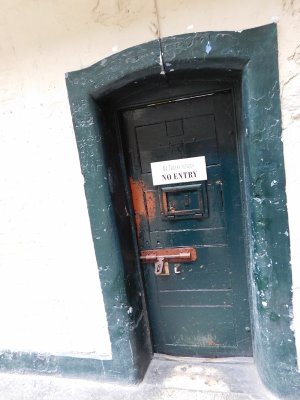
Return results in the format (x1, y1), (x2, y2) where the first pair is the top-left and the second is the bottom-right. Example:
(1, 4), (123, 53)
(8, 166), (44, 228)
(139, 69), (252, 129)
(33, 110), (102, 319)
(159, 183), (208, 220)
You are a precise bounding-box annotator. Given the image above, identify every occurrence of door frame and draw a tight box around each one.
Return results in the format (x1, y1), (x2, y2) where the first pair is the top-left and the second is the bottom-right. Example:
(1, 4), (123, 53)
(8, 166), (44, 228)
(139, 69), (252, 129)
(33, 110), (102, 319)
(64, 24), (298, 397)
(105, 82), (253, 357)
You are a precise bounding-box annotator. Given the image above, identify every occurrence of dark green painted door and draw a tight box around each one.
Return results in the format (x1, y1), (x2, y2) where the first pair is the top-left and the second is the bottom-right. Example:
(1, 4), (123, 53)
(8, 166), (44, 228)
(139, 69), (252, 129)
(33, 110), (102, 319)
(122, 91), (252, 357)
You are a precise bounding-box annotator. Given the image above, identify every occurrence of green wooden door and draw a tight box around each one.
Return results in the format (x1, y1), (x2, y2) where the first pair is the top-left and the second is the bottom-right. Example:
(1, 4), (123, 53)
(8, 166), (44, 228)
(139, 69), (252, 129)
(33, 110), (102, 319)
(122, 91), (252, 357)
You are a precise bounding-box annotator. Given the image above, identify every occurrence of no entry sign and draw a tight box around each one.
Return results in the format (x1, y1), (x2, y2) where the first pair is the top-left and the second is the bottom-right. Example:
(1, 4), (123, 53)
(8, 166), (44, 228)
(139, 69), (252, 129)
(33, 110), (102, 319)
(150, 156), (207, 186)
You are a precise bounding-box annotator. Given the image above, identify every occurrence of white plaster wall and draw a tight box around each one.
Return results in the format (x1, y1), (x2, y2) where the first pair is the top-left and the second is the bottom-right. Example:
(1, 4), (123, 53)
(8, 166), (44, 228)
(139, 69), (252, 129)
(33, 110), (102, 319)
(0, 0), (299, 361)
(0, 0), (156, 357)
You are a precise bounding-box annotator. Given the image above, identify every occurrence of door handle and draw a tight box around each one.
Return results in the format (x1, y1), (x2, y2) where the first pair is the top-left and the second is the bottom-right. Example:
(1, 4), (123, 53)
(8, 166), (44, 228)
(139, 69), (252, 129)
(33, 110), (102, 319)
(140, 247), (197, 276)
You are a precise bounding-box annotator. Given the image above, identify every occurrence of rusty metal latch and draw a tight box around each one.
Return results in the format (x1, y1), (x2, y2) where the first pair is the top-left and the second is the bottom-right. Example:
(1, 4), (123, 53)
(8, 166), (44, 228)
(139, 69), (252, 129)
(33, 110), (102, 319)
(140, 247), (197, 276)
(153, 256), (165, 275)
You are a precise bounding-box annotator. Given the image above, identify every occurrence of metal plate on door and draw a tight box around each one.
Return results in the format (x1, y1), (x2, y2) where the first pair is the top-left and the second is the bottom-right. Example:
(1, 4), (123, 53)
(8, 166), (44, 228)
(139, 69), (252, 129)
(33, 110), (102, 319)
(159, 183), (208, 220)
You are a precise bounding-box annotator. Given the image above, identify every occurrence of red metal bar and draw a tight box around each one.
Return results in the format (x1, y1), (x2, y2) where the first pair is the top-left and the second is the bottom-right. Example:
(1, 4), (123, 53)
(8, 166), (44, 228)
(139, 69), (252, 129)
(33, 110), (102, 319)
(140, 247), (197, 263)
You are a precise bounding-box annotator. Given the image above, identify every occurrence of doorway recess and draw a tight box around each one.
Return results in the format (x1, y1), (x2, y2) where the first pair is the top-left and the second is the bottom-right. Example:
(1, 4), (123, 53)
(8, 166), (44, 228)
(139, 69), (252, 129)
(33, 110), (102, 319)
(65, 24), (298, 398)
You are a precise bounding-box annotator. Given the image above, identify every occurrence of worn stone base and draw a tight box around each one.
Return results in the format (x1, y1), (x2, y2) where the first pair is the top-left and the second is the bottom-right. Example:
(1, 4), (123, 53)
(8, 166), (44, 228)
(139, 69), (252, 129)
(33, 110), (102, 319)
(0, 356), (278, 400)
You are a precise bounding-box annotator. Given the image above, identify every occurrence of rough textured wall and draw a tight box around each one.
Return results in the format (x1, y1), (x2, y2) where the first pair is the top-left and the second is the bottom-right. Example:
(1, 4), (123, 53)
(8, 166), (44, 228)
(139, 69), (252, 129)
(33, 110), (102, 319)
(0, 0), (299, 362)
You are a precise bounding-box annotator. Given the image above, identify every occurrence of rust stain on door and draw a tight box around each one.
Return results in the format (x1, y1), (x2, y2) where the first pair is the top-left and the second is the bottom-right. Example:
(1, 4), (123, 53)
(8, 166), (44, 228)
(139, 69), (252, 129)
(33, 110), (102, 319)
(129, 178), (156, 237)
(145, 191), (156, 219)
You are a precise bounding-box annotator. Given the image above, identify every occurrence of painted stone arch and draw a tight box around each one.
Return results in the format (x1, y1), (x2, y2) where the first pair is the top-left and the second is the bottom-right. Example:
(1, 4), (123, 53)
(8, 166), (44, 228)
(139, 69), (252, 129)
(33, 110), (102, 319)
(65, 24), (299, 397)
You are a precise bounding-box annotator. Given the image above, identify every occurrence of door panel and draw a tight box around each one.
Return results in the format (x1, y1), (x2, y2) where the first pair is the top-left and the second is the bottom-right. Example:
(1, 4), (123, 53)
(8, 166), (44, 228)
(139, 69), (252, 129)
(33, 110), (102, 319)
(121, 91), (252, 356)
(161, 307), (236, 347)
(150, 229), (227, 247)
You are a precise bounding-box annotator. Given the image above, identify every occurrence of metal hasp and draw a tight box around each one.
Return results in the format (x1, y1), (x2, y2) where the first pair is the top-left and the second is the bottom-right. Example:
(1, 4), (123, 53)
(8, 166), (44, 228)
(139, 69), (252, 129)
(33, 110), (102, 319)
(140, 247), (197, 276)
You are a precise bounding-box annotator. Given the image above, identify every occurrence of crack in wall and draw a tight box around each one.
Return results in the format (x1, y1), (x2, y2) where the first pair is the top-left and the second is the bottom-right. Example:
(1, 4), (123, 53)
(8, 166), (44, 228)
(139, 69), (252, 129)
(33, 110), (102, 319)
(91, 0), (144, 28)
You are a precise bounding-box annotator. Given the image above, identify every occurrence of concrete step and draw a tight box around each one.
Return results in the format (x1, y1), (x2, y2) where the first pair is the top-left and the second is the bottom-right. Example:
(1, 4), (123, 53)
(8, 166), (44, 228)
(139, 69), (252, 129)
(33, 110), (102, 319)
(0, 356), (279, 400)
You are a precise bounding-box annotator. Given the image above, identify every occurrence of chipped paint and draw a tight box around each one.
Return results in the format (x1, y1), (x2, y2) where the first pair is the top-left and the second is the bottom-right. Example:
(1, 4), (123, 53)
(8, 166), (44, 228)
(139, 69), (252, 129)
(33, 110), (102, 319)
(205, 41), (212, 54)
(186, 24), (194, 31)
(145, 191), (156, 220)
(207, 338), (219, 347)
(129, 178), (146, 237)
(129, 178), (156, 237)
(92, 0), (145, 27)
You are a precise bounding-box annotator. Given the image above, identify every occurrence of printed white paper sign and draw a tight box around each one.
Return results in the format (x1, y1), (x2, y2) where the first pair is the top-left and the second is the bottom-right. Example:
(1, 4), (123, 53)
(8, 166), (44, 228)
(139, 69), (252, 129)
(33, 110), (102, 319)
(150, 156), (207, 186)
